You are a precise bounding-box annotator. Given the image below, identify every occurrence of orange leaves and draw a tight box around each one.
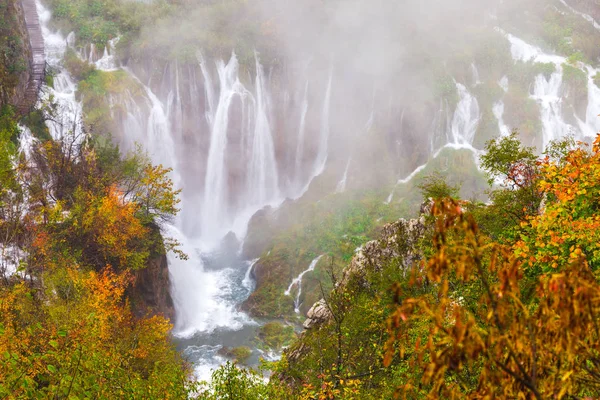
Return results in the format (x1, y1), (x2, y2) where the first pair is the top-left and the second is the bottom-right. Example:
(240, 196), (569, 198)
(385, 192), (600, 398)
(91, 186), (149, 269)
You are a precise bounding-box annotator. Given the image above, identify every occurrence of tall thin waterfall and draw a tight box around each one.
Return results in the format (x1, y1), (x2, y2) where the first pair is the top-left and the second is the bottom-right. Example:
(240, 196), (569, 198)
(247, 57), (279, 209)
(201, 54), (249, 240)
(493, 101), (511, 137)
(450, 83), (480, 146)
(313, 69), (333, 177)
(295, 81), (309, 187)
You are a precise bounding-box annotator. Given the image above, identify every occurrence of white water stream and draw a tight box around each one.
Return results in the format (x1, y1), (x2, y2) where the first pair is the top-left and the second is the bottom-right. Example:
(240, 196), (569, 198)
(284, 255), (324, 314)
(36, 1), (83, 141)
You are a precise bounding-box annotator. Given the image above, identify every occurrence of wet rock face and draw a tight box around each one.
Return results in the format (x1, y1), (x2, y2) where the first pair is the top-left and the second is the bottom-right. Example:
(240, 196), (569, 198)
(128, 253), (175, 321)
(1, 0), (33, 111)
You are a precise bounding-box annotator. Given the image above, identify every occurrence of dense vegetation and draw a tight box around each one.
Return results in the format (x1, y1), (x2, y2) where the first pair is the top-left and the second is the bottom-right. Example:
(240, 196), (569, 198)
(0, 104), (197, 396)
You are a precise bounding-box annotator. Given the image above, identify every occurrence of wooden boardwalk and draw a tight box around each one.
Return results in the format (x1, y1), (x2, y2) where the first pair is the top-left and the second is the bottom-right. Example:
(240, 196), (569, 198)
(17, 0), (45, 115)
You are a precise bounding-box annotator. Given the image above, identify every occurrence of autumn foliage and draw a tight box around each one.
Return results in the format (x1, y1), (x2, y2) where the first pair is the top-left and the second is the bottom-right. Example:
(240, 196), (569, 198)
(0, 128), (193, 397)
(385, 135), (600, 398)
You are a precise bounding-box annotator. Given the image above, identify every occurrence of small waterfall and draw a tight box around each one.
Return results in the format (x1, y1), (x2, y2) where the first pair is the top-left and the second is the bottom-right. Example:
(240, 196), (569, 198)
(284, 255), (323, 314)
(295, 81), (309, 187)
(336, 158), (351, 193)
(531, 67), (574, 147)
(247, 56), (279, 209)
(581, 66), (600, 136)
(313, 69), (333, 177)
(498, 29), (599, 146)
(94, 37), (119, 71)
(450, 83), (480, 146)
(498, 76), (509, 92)
(470, 63), (482, 86)
(242, 259), (259, 291)
(493, 101), (511, 136)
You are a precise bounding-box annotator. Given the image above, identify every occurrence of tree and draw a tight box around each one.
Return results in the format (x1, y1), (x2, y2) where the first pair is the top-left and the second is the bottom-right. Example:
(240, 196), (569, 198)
(474, 132), (543, 241)
(385, 193), (600, 398)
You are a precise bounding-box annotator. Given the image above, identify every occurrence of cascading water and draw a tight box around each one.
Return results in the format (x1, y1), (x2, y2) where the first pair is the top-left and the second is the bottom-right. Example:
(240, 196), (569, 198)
(532, 67), (573, 147)
(295, 81), (309, 188)
(498, 29), (600, 147)
(284, 255), (323, 314)
(493, 101), (511, 137)
(91, 51), (332, 378)
(450, 83), (480, 147)
(336, 158), (351, 193)
(470, 63), (482, 86)
(35, 1), (82, 141)
(313, 69), (333, 177)
(201, 54), (249, 241)
(247, 57), (280, 210)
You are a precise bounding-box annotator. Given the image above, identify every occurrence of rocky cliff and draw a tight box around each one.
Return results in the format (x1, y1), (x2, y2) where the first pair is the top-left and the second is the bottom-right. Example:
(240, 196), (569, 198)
(127, 252), (175, 321)
(0, 0), (32, 110)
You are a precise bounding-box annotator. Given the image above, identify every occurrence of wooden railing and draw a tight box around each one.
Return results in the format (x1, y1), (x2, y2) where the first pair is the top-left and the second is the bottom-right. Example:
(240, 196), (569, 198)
(17, 0), (45, 115)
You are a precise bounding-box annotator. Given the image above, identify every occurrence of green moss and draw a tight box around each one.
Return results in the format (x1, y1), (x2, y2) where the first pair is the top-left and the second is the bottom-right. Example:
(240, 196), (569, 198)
(594, 72), (600, 89)
(258, 323), (295, 350)
(433, 72), (459, 107)
(230, 346), (252, 362)
(532, 62), (556, 80)
(48, 0), (172, 48)
(472, 81), (507, 148)
(75, 67), (144, 134)
(563, 63), (587, 89)
(63, 49), (95, 81)
(21, 109), (50, 142)
(503, 86), (542, 148)
(562, 63), (588, 119)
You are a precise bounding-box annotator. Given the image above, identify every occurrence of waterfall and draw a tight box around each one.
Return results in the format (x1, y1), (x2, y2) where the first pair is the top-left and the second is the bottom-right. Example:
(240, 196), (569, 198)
(531, 67), (574, 147)
(35, 0), (83, 141)
(493, 101), (511, 137)
(581, 66), (600, 136)
(498, 76), (509, 92)
(450, 83), (480, 146)
(498, 28), (599, 146)
(295, 81), (309, 187)
(336, 158), (351, 193)
(94, 37), (119, 71)
(470, 63), (482, 86)
(313, 69), (333, 177)
(247, 56), (279, 209)
(201, 54), (249, 240)
(284, 255), (323, 314)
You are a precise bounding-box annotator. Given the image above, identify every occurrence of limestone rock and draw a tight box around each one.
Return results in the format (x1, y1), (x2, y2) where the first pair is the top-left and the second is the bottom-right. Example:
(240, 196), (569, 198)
(302, 299), (332, 329)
